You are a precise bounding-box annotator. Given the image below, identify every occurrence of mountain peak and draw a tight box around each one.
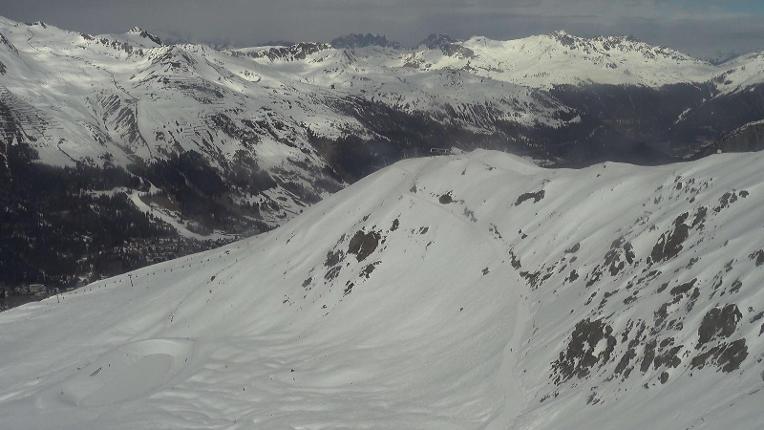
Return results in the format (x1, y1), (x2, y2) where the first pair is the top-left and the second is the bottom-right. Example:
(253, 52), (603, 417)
(330, 33), (400, 49)
(538, 30), (701, 64)
(239, 41), (331, 62)
(550, 30), (638, 43)
(419, 33), (458, 50)
(418, 33), (475, 58)
(127, 26), (162, 45)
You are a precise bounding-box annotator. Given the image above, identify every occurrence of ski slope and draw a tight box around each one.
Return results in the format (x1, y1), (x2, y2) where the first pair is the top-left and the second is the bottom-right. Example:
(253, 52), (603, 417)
(1, 149), (762, 429)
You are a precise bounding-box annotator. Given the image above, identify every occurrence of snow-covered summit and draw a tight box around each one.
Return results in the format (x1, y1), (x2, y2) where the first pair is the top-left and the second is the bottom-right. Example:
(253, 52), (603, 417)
(231, 29), (723, 88)
(1, 149), (762, 428)
(404, 31), (717, 87)
(125, 26), (163, 46)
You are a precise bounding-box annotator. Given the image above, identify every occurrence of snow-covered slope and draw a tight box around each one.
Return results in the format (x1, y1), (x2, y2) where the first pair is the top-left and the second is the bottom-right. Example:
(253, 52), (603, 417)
(713, 51), (764, 94)
(405, 31), (717, 88)
(3, 17), (762, 175)
(1, 149), (762, 429)
(2, 16), (763, 177)
(0, 18), (576, 239)
(2, 16), (764, 302)
(0, 17), (570, 170)
(238, 31), (720, 89)
(0, 17), (351, 233)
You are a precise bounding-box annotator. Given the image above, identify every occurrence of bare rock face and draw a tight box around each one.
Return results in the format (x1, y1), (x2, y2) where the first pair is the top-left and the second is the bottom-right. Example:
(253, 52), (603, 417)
(515, 190), (546, 206)
(418, 33), (475, 58)
(419, 33), (458, 50)
(552, 318), (617, 383)
(718, 121), (764, 153)
(347, 230), (381, 262)
(651, 213), (690, 263)
(697, 305), (742, 346)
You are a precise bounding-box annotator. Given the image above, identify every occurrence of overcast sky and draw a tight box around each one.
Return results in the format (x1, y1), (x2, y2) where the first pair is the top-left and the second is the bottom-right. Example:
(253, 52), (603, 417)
(1, 0), (763, 58)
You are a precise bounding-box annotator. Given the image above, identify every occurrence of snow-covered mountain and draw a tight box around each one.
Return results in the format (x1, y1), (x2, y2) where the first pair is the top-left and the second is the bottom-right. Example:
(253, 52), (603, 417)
(2, 16), (764, 304)
(406, 31), (716, 88)
(2, 18), (762, 172)
(713, 51), (764, 94)
(1, 149), (762, 429)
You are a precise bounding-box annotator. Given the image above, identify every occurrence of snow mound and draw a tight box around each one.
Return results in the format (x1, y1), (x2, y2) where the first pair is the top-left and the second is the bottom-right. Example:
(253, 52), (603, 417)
(54, 338), (193, 407)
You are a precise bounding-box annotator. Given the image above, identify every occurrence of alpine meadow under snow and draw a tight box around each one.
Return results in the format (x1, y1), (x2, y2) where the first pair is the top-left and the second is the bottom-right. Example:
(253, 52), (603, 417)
(1, 149), (763, 429)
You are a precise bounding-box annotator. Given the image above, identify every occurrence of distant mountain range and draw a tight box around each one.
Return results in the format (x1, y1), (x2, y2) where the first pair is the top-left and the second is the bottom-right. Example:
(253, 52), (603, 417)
(1, 17), (763, 305)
